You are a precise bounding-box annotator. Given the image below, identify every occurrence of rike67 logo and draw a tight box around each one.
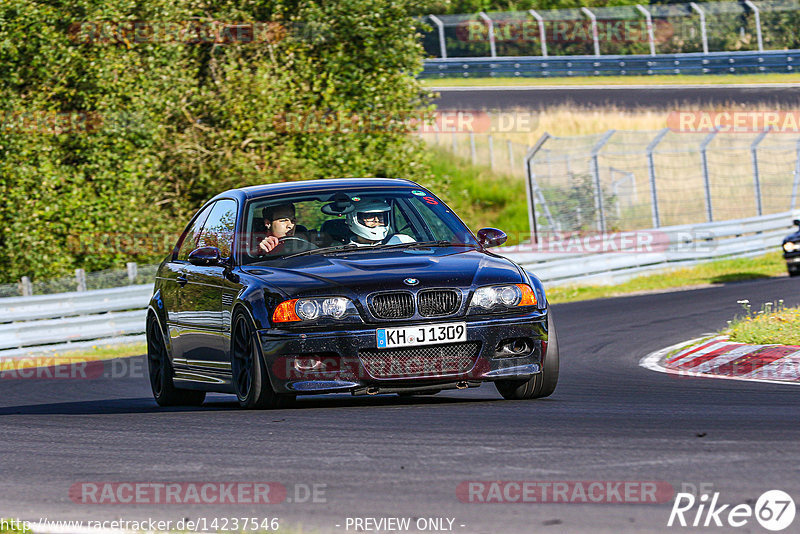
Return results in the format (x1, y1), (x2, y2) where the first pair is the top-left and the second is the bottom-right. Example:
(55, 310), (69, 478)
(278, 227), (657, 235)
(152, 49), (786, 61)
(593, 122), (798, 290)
(668, 490), (795, 531)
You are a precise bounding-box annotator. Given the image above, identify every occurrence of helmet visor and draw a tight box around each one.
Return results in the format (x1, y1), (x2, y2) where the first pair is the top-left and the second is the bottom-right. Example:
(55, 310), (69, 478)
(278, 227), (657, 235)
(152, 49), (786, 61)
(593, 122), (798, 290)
(357, 211), (388, 227)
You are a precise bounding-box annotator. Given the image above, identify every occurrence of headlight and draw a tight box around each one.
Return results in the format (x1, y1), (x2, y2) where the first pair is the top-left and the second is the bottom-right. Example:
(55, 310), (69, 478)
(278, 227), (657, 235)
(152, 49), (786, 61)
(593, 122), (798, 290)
(468, 284), (537, 312)
(273, 297), (357, 323)
(784, 241), (799, 252)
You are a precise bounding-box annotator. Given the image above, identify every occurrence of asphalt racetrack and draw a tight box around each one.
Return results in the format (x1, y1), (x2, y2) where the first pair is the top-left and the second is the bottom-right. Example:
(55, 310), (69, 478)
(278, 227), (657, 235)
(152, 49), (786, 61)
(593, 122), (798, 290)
(3, 276), (800, 533)
(431, 83), (800, 110)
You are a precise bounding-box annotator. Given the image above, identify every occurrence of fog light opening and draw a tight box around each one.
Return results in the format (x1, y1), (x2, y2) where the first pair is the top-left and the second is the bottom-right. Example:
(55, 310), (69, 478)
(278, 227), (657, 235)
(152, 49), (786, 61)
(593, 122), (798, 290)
(294, 357), (325, 372)
(495, 338), (534, 358)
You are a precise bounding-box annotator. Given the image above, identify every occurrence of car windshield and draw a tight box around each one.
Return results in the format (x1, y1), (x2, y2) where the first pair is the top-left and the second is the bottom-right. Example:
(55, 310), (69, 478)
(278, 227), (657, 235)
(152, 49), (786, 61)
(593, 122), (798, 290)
(240, 187), (479, 264)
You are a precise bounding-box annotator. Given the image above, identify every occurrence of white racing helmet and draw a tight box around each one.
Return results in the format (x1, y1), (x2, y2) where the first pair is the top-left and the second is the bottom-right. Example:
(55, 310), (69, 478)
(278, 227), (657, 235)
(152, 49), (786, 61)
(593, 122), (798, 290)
(347, 199), (391, 242)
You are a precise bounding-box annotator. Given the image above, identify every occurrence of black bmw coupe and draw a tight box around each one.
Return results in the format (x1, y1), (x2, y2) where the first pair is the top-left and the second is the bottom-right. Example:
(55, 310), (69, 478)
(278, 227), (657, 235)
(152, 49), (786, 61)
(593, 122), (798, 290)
(146, 178), (558, 408)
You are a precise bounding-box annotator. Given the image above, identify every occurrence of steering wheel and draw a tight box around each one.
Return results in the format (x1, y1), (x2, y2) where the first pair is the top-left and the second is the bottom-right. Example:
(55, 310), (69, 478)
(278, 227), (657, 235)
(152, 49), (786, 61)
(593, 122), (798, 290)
(277, 236), (319, 253)
(278, 236), (311, 244)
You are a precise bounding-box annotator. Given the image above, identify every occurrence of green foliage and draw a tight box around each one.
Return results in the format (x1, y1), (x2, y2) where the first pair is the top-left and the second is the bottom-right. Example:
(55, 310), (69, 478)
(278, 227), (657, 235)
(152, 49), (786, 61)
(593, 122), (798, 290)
(0, 0), (434, 283)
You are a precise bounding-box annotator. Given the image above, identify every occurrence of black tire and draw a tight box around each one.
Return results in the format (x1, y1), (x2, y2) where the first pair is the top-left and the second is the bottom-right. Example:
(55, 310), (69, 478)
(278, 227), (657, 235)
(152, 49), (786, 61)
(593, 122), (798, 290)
(231, 310), (280, 409)
(495, 312), (560, 400)
(789, 268), (800, 277)
(146, 314), (206, 407)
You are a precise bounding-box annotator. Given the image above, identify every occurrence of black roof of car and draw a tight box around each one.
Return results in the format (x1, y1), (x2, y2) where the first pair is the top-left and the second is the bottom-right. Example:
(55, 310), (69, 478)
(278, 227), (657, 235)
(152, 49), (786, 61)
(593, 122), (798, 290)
(212, 178), (422, 203)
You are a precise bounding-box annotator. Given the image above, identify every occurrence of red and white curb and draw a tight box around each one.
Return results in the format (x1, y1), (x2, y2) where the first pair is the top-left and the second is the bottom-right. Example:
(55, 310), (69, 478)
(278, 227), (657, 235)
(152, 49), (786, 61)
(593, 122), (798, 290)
(640, 336), (800, 386)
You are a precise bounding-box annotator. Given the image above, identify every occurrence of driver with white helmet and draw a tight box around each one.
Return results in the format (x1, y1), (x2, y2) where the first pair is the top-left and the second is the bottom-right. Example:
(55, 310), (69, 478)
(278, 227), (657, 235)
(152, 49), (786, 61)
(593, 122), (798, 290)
(346, 199), (415, 246)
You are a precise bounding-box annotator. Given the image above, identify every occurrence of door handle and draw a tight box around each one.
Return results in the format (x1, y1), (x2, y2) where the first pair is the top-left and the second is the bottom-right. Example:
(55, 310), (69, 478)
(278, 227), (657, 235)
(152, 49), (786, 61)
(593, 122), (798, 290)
(176, 275), (188, 287)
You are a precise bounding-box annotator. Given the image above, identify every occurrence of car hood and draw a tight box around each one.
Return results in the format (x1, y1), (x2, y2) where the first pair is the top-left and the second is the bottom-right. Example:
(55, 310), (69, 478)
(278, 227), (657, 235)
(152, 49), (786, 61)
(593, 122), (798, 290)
(784, 230), (800, 243)
(240, 247), (524, 298)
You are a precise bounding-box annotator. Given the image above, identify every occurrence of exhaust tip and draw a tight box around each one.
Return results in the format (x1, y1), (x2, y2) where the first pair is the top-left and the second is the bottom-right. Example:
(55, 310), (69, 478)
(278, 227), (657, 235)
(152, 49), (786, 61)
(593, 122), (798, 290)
(366, 387), (380, 395)
(456, 381), (468, 390)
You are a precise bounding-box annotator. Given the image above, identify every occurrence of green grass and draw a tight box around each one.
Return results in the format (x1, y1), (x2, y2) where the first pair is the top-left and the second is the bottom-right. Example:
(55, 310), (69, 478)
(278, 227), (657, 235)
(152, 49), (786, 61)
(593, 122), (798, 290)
(726, 300), (800, 345)
(427, 146), (529, 244)
(422, 72), (800, 87)
(2, 342), (146, 371)
(546, 251), (786, 304)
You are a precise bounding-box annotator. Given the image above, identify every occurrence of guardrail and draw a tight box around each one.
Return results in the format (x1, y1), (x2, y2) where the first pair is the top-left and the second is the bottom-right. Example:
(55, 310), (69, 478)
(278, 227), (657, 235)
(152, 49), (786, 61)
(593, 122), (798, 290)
(1, 211), (795, 356)
(500, 210), (799, 286)
(421, 49), (800, 78)
(0, 285), (151, 357)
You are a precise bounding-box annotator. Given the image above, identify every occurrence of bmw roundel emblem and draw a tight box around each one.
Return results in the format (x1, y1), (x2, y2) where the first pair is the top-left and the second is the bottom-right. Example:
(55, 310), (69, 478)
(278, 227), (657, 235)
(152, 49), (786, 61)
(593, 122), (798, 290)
(404, 278), (419, 286)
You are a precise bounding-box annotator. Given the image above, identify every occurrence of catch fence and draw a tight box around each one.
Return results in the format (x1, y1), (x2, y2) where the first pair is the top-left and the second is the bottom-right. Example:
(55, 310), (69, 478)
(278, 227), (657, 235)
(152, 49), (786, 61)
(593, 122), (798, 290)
(422, 127), (800, 238)
(422, 0), (800, 59)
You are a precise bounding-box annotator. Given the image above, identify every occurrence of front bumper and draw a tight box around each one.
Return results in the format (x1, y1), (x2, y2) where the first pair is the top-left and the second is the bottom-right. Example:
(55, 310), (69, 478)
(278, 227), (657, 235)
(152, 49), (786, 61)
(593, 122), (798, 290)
(259, 312), (549, 395)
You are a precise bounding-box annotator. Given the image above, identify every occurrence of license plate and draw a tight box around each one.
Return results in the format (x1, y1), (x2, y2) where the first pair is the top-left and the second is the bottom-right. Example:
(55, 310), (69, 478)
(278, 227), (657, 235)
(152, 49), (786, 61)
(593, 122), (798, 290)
(376, 322), (467, 349)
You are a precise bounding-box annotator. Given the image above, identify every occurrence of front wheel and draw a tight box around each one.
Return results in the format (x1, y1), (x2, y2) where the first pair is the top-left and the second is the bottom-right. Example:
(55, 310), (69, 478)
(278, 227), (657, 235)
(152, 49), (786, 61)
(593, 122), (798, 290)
(495, 312), (560, 400)
(146, 314), (205, 407)
(231, 310), (280, 409)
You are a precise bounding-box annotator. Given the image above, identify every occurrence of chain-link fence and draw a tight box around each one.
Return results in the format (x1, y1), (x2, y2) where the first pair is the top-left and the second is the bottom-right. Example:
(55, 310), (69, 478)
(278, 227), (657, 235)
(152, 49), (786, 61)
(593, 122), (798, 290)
(423, 0), (800, 58)
(0, 263), (158, 298)
(423, 128), (800, 236)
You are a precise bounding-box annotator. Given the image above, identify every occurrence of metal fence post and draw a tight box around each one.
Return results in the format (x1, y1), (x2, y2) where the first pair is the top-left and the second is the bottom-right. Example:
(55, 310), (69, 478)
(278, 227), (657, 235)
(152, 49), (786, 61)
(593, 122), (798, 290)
(635, 4), (656, 56)
(751, 128), (770, 216)
(528, 9), (548, 57)
(700, 128), (719, 222)
(525, 134), (553, 244)
(743, 0), (764, 52)
(126, 262), (138, 284)
(19, 276), (32, 297)
(646, 128), (669, 228)
(507, 140), (515, 173)
(478, 12), (497, 58)
(469, 132), (477, 164)
(75, 268), (87, 292)
(793, 139), (800, 211)
(488, 135), (495, 170)
(428, 15), (447, 59)
(581, 7), (601, 56)
(690, 2), (709, 54)
(590, 130), (616, 233)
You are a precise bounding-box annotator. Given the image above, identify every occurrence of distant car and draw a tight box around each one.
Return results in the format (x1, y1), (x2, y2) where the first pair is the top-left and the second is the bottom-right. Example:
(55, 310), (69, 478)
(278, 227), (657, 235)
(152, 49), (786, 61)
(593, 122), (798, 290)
(783, 219), (800, 277)
(146, 178), (558, 408)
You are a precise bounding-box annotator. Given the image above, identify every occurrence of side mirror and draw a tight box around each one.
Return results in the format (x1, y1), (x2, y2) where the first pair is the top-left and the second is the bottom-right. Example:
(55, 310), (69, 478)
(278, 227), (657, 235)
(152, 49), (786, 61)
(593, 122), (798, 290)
(794, 219), (800, 227)
(477, 227), (507, 248)
(188, 246), (223, 266)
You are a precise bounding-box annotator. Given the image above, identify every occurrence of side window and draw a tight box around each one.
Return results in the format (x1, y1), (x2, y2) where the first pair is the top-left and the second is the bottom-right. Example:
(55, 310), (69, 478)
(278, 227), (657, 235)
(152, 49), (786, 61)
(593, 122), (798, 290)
(392, 201), (416, 239)
(196, 199), (238, 259)
(176, 202), (215, 261)
(412, 199), (454, 241)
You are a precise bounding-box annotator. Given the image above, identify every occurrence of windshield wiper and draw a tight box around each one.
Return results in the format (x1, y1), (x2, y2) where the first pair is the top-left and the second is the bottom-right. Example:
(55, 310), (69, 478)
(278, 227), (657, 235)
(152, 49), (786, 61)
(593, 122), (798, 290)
(372, 240), (479, 250)
(281, 244), (361, 259)
(274, 240), (477, 260)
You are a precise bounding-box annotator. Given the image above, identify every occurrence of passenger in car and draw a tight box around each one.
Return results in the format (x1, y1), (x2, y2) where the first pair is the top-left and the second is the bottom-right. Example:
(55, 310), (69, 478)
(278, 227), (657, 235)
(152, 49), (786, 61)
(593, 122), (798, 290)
(346, 199), (415, 246)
